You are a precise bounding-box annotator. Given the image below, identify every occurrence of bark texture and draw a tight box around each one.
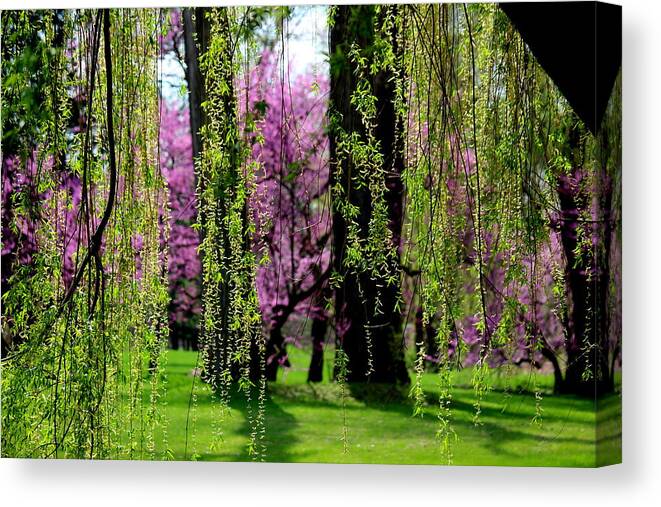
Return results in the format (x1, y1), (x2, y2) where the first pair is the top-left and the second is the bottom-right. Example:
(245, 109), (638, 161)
(330, 6), (409, 384)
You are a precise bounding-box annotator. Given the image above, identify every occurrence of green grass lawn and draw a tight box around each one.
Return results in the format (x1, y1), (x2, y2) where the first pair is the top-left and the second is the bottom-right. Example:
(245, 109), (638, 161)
(151, 347), (621, 467)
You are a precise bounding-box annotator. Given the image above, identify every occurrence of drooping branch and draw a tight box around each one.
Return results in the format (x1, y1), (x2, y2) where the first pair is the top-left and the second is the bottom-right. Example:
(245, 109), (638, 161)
(60, 9), (117, 312)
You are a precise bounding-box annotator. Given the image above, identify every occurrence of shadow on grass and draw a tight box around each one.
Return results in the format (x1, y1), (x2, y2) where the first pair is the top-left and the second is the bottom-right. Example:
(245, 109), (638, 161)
(260, 382), (604, 463)
(164, 350), (611, 465)
(198, 387), (301, 463)
(271, 380), (597, 425)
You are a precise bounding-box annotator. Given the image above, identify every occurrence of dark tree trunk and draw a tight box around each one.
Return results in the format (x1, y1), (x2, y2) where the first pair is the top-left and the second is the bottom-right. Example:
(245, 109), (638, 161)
(259, 270), (331, 382)
(193, 8), (251, 387)
(555, 126), (614, 397)
(183, 8), (205, 163)
(330, 5), (409, 384)
(181, 7), (207, 353)
(264, 319), (289, 382)
(415, 307), (439, 371)
(183, 7), (210, 353)
(540, 341), (565, 393)
(307, 315), (328, 382)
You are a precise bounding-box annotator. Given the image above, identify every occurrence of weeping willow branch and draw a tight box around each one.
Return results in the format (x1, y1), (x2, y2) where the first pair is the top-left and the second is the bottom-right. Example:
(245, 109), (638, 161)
(60, 8), (116, 312)
(2, 8), (169, 460)
(463, 4), (489, 361)
(195, 6), (266, 460)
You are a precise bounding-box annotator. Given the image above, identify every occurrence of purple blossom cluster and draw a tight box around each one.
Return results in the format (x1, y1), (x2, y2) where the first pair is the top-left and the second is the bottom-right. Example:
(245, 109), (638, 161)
(246, 50), (331, 331)
(2, 154), (83, 291)
(159, 102), (202, 335)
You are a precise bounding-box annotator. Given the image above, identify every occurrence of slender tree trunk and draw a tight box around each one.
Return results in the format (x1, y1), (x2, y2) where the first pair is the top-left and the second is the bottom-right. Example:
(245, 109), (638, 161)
(330, 5), (409, 384)
(264, 319), (289, 381)
(540, 342), (565, 393)
(308, 314), (328, 382)
(183, 8), (205, 164)
(415, 307), (439, 371)
(181, 7), (207, 353)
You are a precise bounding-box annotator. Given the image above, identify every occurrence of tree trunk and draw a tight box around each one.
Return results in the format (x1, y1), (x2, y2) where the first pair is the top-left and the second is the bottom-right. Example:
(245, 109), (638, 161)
(307, 315), (327, 382)
(415, 307), (439, 371)
(555, 126), (614, 397)
(330, 5), (409, 384)
(183, 8), (205, 164)
(264, 321), (289, 382)
(193, 8), (251, 388)
(180, 7), (207, 353)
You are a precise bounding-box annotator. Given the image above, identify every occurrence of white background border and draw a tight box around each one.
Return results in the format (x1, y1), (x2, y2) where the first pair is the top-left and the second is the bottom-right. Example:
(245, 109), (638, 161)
(2, 1), (660, 505)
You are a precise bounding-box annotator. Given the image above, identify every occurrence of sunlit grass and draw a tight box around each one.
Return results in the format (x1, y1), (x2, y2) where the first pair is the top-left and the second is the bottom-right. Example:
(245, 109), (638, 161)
(150, 347), (621, 467)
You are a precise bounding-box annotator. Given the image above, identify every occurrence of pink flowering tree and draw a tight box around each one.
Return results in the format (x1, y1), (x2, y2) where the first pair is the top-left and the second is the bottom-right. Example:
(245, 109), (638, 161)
(247, 51), (331, 381)
(403, 141), (567, 380)
(158, 18), (333, 369)
(159, 101), (201, 349)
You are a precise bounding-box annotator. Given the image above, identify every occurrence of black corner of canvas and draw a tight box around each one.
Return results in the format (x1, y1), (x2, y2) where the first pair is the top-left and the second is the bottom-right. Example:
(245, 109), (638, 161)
(500, 1), (621, 135)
